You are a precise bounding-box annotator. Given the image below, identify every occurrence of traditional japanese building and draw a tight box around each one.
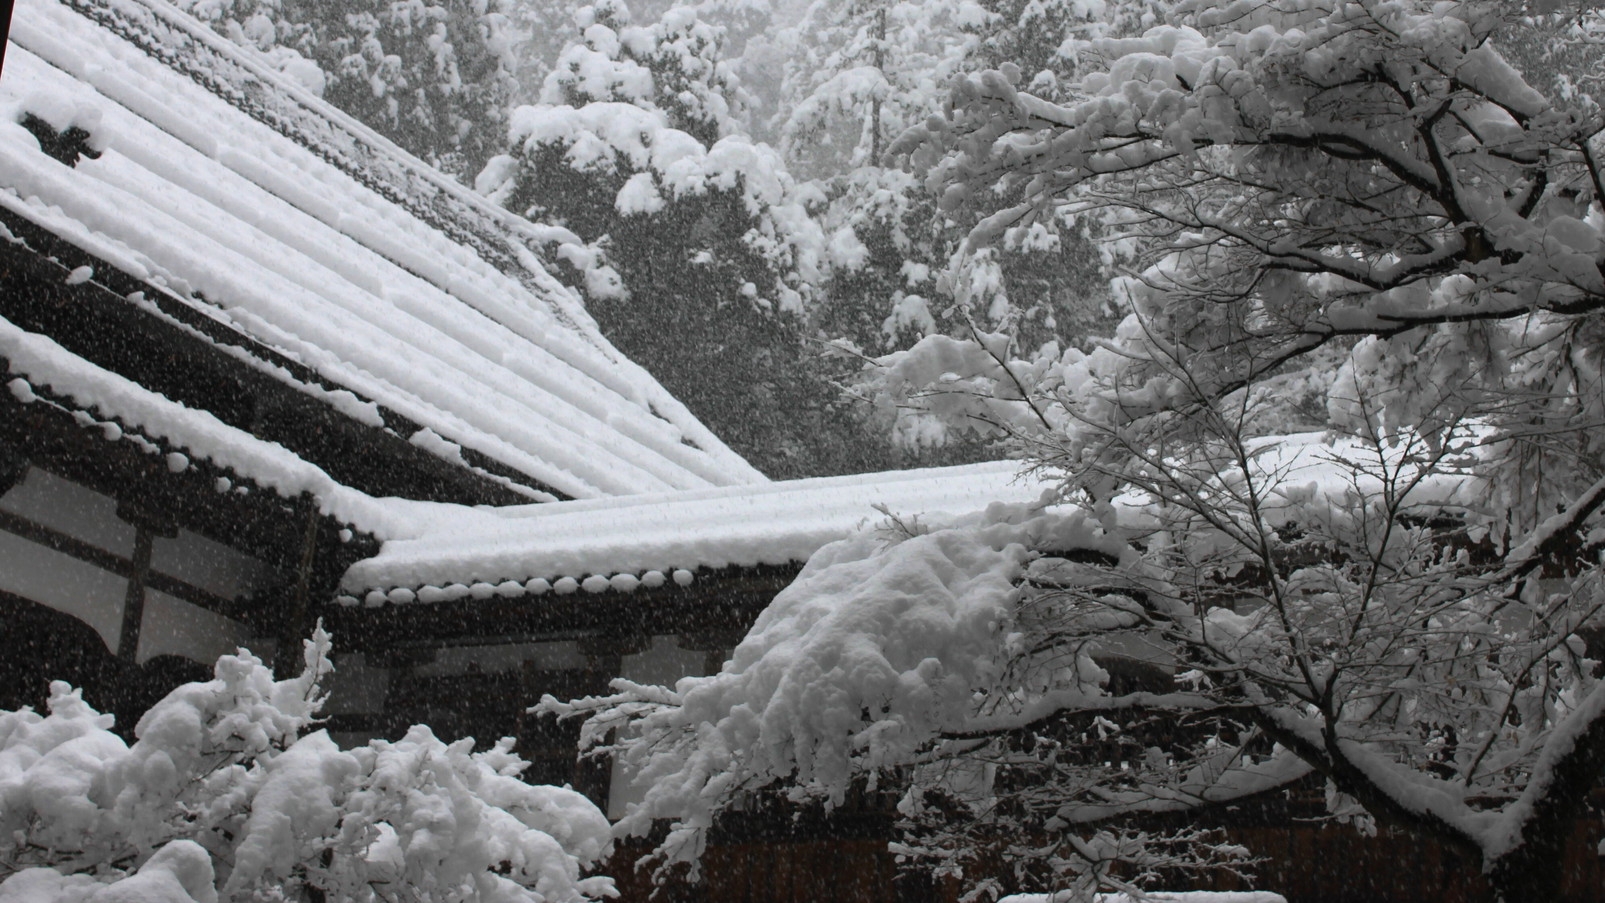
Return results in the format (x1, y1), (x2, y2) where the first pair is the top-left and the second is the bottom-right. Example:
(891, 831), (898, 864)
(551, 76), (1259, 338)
(0, 0), (766, 725)
(0, 2), (1045, 900)
(8, 5), (1600, 903)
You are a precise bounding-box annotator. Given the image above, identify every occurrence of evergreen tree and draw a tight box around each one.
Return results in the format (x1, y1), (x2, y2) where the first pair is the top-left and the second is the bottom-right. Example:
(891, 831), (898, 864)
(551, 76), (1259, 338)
(481, 1), (895, 477)
(503, 0), (576, 103)
(775, 0), (985, 379)
(294, 0), (517, 179)
(775, 0), (975, 178)
(541, 0), (742, 145)
(177, 0), (518, 180)
(773, 0), (1115, 418)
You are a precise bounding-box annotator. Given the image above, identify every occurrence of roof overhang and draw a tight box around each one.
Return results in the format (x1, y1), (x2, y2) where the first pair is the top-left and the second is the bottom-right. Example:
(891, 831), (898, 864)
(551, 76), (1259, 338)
(339, 461), (1057, 605)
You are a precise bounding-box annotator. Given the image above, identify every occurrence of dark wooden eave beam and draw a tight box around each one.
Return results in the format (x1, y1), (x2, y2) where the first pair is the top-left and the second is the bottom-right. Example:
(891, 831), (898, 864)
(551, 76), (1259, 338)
(0, 208), (561, 506)
(0, 374), (379, 580)
(274, 494), (326, 677)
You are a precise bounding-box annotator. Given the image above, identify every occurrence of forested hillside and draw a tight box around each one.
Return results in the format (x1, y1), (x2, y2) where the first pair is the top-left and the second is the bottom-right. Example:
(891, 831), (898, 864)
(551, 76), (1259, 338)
(176, 0), (1119, 478)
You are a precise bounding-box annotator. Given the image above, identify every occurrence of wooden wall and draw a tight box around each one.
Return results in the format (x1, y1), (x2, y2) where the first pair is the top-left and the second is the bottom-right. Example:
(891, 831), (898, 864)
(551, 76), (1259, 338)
(590, 793), (1605, 903)
(600, 836), (954, 903)
(1224, 806), (1604, 903)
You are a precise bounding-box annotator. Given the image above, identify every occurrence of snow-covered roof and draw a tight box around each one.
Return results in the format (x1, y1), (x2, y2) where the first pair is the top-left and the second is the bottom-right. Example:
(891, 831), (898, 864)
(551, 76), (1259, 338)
(0, 0), (766, 501)
(339, 461), (1056, 604)
(0, 309), (404, 533)
(335, 430), (1490, 605)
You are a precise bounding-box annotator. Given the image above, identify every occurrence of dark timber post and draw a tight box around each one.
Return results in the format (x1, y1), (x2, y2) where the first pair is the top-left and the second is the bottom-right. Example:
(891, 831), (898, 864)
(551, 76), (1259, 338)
(275, 494), (322, 678)
(117, 527), (154, 664)
(114, 497), (175, 666)
(678, 630), (743, 677)
(0, 444), (26, 496)
(573, 630), (652, 806)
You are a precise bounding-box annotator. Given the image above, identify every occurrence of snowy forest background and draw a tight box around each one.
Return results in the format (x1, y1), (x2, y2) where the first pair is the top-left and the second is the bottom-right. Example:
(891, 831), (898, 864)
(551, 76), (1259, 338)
(165, 0), (1128, 480)
(7, 0), (1605, 901)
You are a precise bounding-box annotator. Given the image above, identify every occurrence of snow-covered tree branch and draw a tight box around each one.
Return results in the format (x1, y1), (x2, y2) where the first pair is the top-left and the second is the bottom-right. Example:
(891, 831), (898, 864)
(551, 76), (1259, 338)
(553, 1), (1605, 900)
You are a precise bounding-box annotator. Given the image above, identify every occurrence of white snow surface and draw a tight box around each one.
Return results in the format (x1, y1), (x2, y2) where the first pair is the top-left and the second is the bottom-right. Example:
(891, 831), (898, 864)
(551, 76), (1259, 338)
(0, 310), (1478, 618)
(0, 639), (614, 902)
(0, 842), (217, 903)
(0, 310), (1065, 599)
(0, 0), (765, 500)
(585, 503), (1135, 861)
(342, 460), (1058, 595)
(0, 311), (405, 534)
(341, 429), (1481, 598)
(0, 303), (1056, 586)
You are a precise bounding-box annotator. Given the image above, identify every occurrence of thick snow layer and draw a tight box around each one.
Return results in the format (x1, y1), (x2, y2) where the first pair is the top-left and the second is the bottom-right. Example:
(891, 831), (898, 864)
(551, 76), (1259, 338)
(580, 503), (1129, 858)
(0, 843), (217, 903)
(342, 461), (1058, 595)
(0, 304), (1060, 598)
(0, 639), (614, 902)
(342, 430), (1481, 597)
(0, 311), (405, 534)
(1, 0), (765, 499)
(0, 310), (628, 549)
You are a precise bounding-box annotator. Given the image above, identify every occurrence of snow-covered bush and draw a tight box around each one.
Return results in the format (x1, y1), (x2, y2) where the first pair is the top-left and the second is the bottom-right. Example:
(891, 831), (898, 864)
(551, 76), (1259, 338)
(0, 630), (613, 903)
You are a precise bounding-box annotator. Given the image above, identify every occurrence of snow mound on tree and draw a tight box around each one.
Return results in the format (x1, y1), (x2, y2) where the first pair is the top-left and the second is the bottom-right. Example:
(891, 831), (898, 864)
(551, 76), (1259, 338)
(0, 843), (218, 903)
(483, 100), (825, 314)
(559, 501), (1122, 864)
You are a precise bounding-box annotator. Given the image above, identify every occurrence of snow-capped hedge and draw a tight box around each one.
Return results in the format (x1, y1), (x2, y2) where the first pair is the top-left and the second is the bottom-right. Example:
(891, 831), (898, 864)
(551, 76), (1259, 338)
(0, 631), (613, 903)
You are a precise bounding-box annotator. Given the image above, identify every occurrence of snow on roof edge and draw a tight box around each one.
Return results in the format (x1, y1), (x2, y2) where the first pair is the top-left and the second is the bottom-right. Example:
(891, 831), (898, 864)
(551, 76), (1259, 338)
(338, 432), (1491, 607)
(0, 307), (410, 537)
(13, 0), (766, 492)
(339, 460), (1060, 603)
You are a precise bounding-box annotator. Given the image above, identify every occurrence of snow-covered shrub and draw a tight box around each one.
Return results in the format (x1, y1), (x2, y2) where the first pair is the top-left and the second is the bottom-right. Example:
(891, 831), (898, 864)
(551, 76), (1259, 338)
(0, 630), (613, 903)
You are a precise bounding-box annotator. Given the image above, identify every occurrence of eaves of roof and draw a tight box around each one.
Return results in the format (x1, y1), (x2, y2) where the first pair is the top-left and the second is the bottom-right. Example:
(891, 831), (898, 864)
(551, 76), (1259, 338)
(339, 460), (1057, 605)
(2, 0), (767, 500)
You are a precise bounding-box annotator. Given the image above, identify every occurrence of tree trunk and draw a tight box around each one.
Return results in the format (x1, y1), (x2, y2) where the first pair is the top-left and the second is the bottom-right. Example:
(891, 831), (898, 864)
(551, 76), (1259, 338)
(1487, 836), (1566, 903)
(869, 5), (886, 162)
(1489, 811), (1579, 903)
(1486, 690), (1605, 902)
